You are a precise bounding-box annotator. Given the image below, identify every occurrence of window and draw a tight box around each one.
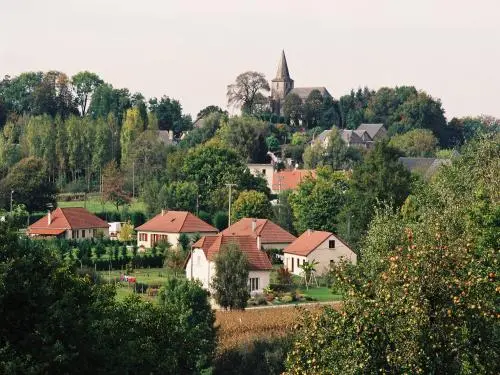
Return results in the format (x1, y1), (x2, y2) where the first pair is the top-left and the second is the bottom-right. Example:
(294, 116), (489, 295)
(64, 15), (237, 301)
(297, 258), (300, 267)
(81, 230), (85, 238)
(330, 259), (334, 266)
(291, 257), (294, 272)
(261, 169), (266, 175)
(93, 229), (97, 237)
(249, 277), (260, 292)
(329, 240), (336, 249)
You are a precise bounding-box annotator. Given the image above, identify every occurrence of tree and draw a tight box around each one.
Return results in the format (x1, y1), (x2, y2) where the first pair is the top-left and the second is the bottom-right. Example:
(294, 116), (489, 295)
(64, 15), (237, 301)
(227, 71), (270, 115)
(149, 95), (190, 133)
(120, 107), (144, 164)
(304, 90), (324, 128)
(231, 190), (272, 222)
(389, 128), (438, 157)
(218, 116), (269, 162)
(88, 83), (131, 123)
(0, 157), (56, 212)
(337, 141), (412, 247)
(283, 93), (303, 126)
(179, 111), (226, 149)
(289, 167), (348, 234)
(118, 221), (134, 241)
(265, 135), (280, 152)
(286, 135), (499, 374)
(157, 278), (216, 373)
(71, 71), (104, 116)
(181, 142), (269, 212)
(213, 211), (229, 231)
(211, 242), (250, 310)
(196, 105), (228, 119)
(102, 160), (130, 210)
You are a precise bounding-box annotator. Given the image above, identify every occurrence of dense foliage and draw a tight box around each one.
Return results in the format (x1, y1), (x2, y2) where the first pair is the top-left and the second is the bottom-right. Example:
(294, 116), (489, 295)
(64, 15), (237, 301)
(0, 227), (216, 374)
(286, 135), (500, 374)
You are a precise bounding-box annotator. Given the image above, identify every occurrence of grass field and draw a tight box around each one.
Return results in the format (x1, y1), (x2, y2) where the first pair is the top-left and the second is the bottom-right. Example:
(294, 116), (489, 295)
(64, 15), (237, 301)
(57, 197), (147, 213)
(298, 287), (342, 302)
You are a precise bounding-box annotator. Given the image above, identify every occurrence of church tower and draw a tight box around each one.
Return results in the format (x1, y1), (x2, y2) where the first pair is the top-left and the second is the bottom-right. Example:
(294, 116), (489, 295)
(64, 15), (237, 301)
(271, 50), (294, 115)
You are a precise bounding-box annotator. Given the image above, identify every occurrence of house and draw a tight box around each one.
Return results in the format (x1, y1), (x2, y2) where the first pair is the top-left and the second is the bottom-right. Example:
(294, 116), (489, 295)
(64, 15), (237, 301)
(135, 210), (218, 249)
(247, 163), (274, 192)
(221, 218), (296, 250)
(27, 207), (109, 240)
(315, 128), (374, 149)
(271, 169), (316, 194)
(185, 234), (273, 294)
(356, 123), (387, 141)
(283, 230), (356, 276)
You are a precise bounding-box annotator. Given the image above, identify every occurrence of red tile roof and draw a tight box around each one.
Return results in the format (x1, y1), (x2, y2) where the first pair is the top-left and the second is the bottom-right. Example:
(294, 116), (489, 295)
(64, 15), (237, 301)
(191, 236), (218, 257)
(28, 207), (109, 234)
(135, 211), (218, 233)
(284, 230), (333, 256)
(221, 218), (296, 245)
(205, 234), (273, 271)
(272, 169), (316, 191)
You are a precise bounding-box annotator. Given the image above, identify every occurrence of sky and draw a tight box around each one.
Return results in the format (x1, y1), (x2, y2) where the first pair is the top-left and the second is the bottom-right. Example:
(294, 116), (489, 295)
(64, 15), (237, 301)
(1, 0), (499, 120)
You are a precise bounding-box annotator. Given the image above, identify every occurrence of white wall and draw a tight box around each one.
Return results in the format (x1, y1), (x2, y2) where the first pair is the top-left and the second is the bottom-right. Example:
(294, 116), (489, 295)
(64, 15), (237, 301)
(247, 163), (274, 191)
(186, 250), (271, 295)
(284, 234), (357, 276)
(64, 227), (109, 240)
(137, 231), (217, 249)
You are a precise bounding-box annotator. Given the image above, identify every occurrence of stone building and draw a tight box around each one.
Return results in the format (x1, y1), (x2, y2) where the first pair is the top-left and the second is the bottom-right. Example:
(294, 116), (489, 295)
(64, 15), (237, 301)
(270, 50), (332, 115)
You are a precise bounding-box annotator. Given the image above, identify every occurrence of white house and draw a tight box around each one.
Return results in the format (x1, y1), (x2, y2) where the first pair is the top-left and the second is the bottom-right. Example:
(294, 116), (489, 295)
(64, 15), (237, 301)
(247, 163), (274, 192)
(185, 234), (273, 295)
(283, 230), (357, 276)
(27, 207), (109, 240)
(135, 210), (218, 249)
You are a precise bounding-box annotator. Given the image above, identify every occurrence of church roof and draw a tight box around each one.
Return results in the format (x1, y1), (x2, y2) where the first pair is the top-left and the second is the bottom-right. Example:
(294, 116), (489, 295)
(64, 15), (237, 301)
(273, 50), (291, 81)
(289, 87), (331, 100)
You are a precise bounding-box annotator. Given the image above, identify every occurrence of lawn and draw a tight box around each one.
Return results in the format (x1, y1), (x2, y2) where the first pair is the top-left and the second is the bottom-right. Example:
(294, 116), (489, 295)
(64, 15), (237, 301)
(298, 286), (342, 302)
(57, 197), (147, 213)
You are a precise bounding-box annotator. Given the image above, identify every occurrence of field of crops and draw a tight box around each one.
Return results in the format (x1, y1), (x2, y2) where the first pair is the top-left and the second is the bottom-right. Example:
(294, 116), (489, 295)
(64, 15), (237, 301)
(215, 304), (339, 353)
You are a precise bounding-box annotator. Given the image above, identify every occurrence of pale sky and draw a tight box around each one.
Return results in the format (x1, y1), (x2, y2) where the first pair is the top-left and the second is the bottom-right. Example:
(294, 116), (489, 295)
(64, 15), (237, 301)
(1, 0), (499, 120)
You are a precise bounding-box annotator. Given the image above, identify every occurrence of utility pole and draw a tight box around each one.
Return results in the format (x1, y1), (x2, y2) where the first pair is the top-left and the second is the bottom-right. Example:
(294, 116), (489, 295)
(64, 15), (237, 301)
(132, 161), (135, 198)
(10, 190), (14, 213)
(226, 183), (236, 227)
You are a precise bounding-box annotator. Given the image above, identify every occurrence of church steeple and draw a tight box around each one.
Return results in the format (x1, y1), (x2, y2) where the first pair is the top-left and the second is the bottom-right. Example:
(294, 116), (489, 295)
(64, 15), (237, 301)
(275, 50), (291, 80)
(271, 50), (294, 115)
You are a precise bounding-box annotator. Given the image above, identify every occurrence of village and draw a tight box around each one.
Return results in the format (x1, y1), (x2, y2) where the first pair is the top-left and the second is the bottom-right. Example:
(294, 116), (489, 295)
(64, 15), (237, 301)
(1, 2), (498, 374)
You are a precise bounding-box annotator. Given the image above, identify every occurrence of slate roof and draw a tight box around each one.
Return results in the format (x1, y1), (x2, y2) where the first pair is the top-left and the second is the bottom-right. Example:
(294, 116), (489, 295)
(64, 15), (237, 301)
(206, 234), (273, 271)
(222, 218), (296, 245)
(399, 157), (451, 179)
(136, 211), (218, 233)
(356, 123), (385, 139)
(284, 230), (352, 256)
(289, 87), (331, 100)
(273, 50), (292, 81)
(28, 208), (109, 234)
(272, 170), (316, 192)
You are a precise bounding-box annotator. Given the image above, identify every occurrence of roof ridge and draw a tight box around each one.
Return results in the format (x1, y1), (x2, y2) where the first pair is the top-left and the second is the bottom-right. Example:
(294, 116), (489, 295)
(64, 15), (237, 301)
(178, 211), (190, 232)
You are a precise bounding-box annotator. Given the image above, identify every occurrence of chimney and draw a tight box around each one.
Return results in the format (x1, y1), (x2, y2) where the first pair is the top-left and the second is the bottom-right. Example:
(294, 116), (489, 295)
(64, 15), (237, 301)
(161, 209), (166, 216)
(257, 235), (261, 250)
(47, 210), (52, 225)
(251, 218), (257, 232)
(307, 229), (312, 236)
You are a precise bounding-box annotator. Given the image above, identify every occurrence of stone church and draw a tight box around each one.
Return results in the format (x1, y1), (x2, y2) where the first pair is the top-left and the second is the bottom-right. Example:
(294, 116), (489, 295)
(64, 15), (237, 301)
(270, 50), (332, 115)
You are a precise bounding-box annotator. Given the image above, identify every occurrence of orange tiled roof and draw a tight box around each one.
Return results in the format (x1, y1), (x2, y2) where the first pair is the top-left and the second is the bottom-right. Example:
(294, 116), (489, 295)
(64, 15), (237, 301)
(272, 169), (316, 191)
(206, 234), (272, 271)
(28, 207), (109, 233)
(191, 235), (218, 257)
(136, 211), (218, 233)
(284, 230), (333, 256)
(221, 218), (296, 245)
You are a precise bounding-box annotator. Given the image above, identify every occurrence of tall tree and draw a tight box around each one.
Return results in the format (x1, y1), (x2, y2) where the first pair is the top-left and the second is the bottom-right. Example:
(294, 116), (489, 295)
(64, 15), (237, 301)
(283, 92), (303, 126)
(389, 128), (438, 157)
(120, 107), (144, 164)
(337, 141), (412, 247)
(0, 157), (56, 211)
(148, 95), (189, 133)
(102, 160), (130, 210)
(211, 242), (250, 310)
(227, 71), (270, 115)
(231, 190), (272, 222)
(304, 89), (324, 128)
(71, 71), (104, 116)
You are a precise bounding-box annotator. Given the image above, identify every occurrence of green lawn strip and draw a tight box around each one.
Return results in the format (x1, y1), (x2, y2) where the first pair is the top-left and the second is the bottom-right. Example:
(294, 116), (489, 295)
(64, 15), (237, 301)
(298, 286), (342, 302)
(57, 198), (147, 213)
